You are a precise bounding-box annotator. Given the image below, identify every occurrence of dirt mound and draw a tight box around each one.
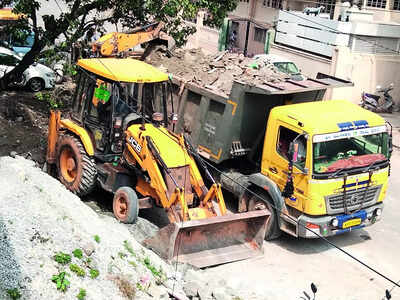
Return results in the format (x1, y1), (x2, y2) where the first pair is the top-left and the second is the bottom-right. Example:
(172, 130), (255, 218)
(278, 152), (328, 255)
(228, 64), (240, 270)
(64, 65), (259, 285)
(145, 48), (287, 97)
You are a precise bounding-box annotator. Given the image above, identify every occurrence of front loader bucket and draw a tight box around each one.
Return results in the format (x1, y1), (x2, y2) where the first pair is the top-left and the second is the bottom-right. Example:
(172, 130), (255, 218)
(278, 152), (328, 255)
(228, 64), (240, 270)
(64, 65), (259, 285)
(143, 210), (269, 268)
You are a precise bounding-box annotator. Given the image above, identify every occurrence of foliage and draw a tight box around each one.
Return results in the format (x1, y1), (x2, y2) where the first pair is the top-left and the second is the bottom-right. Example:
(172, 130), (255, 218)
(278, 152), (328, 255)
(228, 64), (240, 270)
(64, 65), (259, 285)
(128, 260), (137, 268)
(53, 252), (71, 265)
(69, 264), (86, 277)
(72, 249), (83, 259)
(77, 288), (86, 300)
(51, 271), (70, 292)
(123, 240), (136, 257)
(94, 235), (100, 243)
(118, 252), (127, 259)
(143, 257), (164, 279)
(6, 288), (21, 300)
(89, 268), (99, 279)
(0, 0), (238, 89)
(64, 64), (78, 77)
(35, 92), (63, 109)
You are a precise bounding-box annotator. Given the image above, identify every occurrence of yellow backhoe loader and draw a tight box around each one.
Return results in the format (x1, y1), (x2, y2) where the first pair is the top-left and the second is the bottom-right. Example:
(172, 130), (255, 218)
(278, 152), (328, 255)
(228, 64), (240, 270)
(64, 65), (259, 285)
(46, 57), (269, 268)
(91, 22), (175, 59)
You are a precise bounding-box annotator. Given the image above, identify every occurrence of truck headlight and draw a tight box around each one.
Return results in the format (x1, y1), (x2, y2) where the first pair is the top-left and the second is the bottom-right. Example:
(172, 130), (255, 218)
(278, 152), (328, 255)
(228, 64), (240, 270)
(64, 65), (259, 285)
(331, 218), (338, 227)
(375, 208), (382, 216)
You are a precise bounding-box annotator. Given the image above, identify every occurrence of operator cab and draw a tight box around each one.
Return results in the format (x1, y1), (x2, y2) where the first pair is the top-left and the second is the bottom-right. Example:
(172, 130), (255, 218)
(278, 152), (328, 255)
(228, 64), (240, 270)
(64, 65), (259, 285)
(71, 58), (172, 161)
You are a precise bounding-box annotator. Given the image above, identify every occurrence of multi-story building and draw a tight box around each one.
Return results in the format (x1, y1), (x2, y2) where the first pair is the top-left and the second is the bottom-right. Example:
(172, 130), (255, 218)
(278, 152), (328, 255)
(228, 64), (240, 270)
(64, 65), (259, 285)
(185, 0), (400, 104)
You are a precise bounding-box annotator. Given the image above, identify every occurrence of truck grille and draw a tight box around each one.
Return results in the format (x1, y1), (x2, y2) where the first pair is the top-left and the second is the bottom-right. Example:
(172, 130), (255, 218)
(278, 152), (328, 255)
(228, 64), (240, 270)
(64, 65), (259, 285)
(325, 185), (382, 214)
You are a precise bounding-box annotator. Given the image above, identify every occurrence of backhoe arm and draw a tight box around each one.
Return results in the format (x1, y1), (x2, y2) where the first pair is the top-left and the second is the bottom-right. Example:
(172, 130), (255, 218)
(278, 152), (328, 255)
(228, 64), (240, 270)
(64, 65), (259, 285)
(92, 22), (174, 57)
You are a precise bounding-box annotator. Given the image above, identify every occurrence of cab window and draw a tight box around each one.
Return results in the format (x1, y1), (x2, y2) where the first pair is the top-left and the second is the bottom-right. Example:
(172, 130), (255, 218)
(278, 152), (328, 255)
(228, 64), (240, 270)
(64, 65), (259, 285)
(277, 126), (307, 169)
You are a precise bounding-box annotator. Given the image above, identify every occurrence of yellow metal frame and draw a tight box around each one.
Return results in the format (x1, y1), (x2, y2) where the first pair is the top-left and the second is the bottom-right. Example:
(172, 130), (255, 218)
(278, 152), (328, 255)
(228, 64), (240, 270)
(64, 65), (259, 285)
(60, 119), (95, 156)
(125, 124), (227, 223)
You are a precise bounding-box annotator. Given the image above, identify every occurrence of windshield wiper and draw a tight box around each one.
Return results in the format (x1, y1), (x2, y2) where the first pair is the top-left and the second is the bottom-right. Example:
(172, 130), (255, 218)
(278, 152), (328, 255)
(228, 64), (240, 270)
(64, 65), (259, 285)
(364, 159), (387, 173)
(328, 167), (351, 178)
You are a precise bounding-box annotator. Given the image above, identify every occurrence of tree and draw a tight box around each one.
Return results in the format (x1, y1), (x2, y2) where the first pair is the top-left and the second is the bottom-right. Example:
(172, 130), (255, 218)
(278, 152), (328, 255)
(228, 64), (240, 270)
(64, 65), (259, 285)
(0, 0), (238, 90)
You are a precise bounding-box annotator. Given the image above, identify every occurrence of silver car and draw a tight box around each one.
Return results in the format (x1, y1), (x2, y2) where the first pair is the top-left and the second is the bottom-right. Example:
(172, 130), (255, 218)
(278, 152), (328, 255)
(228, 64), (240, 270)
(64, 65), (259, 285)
(0, 46), (55, 92)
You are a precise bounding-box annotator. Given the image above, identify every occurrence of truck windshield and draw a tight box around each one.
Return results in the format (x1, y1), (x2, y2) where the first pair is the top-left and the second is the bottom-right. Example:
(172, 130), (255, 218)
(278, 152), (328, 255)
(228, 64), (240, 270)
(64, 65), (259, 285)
(313, 131), (389, 174)
(274, 62), (299, 75)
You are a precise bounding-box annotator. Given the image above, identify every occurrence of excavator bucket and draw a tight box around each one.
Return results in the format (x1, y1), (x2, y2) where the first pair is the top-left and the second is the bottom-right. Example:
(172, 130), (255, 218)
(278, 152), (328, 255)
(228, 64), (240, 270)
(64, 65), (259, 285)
(143, 210), (269, 268)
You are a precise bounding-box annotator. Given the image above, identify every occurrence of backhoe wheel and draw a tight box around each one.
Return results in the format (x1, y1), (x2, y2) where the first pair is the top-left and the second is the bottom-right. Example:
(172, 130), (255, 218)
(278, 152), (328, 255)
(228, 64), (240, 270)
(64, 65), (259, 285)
(113, 187), (139, 224)
(248, 192), (281, 240)
(56, 134), (97, 196)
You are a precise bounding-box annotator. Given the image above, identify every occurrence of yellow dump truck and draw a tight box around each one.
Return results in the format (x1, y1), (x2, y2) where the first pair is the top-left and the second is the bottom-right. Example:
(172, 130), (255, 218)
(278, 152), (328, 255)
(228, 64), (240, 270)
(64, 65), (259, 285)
(163, 77), (392, 239)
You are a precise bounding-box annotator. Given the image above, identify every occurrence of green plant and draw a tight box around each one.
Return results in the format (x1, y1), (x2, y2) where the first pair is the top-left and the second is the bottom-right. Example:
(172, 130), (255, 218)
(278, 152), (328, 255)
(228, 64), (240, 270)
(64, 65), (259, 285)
(70, 264), (86, 277)
(35, 91), (63, 109)
(128, 260), (137, 268)
(51, 272), (70, 292)
(72, 249), (83, 259)
(53, 252), (71, 265)
(64, 64), (78, 77)
(118, 252), (127, 259)
(143, 257), (163, 278)
(77, 288), (86, 300)
(89, 268), (99, 279)
(94, 235), (100, 243)
(123, 240), (136, 257)
(6, 288), (21, 300)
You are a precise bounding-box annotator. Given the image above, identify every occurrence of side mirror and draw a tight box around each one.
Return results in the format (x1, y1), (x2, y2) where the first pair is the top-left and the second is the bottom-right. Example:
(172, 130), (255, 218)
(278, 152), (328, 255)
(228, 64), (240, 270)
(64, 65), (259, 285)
(389, 134), (393, 156)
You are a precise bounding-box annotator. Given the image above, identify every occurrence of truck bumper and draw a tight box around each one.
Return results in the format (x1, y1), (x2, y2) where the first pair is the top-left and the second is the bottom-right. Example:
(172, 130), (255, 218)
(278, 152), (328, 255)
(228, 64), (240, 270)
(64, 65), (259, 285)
(297, 203), (384, 238)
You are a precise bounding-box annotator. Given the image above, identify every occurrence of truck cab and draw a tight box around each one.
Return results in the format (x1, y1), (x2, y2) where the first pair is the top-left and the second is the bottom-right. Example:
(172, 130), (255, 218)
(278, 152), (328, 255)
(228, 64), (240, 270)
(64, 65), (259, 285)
(263, 100), (390, 237)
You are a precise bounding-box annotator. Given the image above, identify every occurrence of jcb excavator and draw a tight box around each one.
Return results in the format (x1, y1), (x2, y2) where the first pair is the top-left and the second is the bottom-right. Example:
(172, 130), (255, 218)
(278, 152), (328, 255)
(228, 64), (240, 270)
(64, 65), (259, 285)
(46, 57), (269, 268)
(91, 22), (175, 59)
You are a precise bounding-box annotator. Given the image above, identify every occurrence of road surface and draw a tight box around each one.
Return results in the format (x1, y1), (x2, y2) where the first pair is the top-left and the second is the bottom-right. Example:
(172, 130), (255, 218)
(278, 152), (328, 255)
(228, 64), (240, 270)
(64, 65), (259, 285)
(203, 142), (400, 300)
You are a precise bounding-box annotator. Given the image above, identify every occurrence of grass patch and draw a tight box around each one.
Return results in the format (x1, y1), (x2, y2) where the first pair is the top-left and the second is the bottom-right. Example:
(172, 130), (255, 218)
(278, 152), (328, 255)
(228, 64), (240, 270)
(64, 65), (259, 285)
(143, 257), (163, 278)
(53, 252), (71, 265)
(94, 235), (100, 243)
(89, 269), (99, 279)
(51, 272), (70, 292)
(69, 264), (86, 277)
(77, 288), (86, 300)
(72, 249), (83, 259)
(123, 240), (136, 257)
(128, 260), (137, 268)
(6, 288), (21, 300)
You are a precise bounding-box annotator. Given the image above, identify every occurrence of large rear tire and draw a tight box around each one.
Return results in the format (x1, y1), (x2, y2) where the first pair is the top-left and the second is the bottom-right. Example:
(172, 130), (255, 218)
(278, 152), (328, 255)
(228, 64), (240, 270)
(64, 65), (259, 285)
(113, 187), (139, 224)
(248, 192), (281, 240)
(56, 134), (97, 196)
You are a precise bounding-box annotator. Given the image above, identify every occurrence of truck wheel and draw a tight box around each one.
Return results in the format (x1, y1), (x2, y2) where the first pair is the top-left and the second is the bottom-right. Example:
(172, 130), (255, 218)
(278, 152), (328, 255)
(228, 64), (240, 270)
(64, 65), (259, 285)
(113, 187), (139, 224)
(56, 134), (97, 196)
(248, 193), (281, 240)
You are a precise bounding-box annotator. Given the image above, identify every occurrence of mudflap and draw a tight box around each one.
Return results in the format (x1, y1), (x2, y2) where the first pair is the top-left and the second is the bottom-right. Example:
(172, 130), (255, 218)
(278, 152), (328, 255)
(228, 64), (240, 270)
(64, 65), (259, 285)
(143, 210), (269, 268)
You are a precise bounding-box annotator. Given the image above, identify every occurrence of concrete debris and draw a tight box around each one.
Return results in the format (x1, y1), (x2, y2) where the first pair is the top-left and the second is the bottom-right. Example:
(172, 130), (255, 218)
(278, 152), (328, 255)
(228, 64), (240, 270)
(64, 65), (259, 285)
(83, 242), (96, 256)
(146, 48), (287, 97)
(0, 156), (254, 299)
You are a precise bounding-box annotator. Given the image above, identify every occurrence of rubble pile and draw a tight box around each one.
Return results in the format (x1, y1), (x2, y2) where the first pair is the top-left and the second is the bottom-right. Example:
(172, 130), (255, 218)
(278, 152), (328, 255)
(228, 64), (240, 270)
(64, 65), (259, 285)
(146, 48), (287, 97)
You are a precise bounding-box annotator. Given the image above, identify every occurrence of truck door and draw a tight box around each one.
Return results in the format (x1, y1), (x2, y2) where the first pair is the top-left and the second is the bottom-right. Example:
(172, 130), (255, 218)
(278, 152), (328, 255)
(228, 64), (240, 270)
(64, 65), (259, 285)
(266, 123), (309, 211)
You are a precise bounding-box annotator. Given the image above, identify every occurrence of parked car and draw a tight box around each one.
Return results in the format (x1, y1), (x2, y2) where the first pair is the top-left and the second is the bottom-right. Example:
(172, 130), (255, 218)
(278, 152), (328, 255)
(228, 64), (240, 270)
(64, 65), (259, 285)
(253, 54), (306, 81)
(0, 46), (55, 92)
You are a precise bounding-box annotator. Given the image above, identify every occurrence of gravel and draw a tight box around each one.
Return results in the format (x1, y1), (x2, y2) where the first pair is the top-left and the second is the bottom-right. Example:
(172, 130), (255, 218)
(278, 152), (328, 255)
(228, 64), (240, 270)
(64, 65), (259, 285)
(0, 156), (187, 300)
(0, 156), (267, 300)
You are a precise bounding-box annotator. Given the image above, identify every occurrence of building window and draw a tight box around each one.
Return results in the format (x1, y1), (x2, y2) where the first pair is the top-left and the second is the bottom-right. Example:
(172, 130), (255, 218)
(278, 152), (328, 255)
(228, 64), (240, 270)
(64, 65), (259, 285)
(254, 27), (266, 43)
(394, 0), (400, 10)
(318, 0), (335, 14)
(240, 0), (250, 2)
(263, 0), (282, 9)
(367, 0), (386, 8)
